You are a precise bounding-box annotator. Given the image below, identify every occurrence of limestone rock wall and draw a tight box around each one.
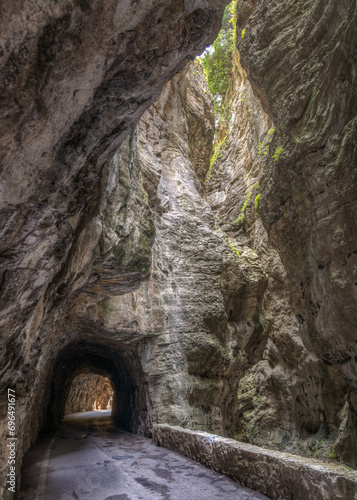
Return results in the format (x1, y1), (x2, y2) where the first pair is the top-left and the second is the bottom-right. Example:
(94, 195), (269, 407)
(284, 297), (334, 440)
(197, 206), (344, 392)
(67, 64), (262, 434)
(19, 60), (281, 478)
(63, 54), (343, 467)
(0, 59), (247, 498)
(203, 50), (348, 462)
(0, 0), (229, 387)
(1, 1), (357, 496)
(236, 0), (357, 467)
(0, 1), (231, 496)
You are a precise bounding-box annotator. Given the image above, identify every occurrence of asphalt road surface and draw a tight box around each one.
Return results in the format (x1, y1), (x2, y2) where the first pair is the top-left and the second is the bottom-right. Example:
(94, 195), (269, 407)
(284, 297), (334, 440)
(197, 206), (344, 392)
(17, 410), (270, 500)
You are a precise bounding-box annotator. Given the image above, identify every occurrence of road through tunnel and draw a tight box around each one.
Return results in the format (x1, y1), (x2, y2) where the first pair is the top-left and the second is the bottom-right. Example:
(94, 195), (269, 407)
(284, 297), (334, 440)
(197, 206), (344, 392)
(44, 341), (149, 434)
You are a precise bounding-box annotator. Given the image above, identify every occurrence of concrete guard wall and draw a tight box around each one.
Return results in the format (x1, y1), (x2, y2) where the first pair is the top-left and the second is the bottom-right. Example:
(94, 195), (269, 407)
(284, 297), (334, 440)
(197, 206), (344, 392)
(152, 424), (357, 500)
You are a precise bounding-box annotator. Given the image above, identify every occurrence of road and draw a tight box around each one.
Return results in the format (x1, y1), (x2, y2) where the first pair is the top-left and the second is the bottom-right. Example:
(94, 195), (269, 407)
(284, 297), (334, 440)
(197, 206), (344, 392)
(17, 410), (270, 500)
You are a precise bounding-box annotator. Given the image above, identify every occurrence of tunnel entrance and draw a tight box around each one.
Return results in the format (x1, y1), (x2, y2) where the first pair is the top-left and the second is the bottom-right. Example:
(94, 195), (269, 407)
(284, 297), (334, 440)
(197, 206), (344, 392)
(45, 341), (147, 434)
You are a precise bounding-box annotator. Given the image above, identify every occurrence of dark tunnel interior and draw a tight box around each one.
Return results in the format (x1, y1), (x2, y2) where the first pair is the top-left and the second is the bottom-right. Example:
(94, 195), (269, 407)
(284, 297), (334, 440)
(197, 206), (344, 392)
(44, 341), (147, 433)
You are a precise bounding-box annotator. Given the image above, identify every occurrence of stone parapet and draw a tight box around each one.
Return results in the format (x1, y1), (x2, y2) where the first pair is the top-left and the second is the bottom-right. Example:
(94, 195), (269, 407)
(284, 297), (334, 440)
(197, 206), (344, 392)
(153, 424), (357, 500)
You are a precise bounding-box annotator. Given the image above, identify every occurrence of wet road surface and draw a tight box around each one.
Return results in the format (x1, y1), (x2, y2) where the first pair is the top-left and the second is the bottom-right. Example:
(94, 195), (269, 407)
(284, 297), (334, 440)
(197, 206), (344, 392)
(17, 411), (270, 500)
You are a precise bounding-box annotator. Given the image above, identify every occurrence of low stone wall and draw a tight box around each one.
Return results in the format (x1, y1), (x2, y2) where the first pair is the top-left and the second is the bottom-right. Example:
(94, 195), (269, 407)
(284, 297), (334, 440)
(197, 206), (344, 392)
(152, 424), (357, 500)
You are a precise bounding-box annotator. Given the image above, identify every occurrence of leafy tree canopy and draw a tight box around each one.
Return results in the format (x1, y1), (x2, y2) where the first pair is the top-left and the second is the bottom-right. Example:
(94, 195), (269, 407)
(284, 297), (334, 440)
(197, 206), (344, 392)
(199, 1), (236, 123)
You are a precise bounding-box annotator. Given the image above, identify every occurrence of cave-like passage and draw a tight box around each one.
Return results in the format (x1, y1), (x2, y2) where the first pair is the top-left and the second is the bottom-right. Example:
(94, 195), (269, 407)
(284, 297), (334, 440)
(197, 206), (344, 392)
(16, 341), (271, 499)
(44, 342), (141, 433)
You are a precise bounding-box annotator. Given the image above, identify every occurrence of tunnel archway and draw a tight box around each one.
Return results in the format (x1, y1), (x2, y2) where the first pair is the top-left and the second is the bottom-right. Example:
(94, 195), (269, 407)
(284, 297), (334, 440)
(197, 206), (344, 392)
(45, 341), (149, 433)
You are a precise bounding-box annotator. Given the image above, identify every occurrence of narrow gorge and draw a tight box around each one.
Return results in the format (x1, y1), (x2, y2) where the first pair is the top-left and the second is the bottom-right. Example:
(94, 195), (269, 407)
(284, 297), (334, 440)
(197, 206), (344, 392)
(0, 1), (357, 499)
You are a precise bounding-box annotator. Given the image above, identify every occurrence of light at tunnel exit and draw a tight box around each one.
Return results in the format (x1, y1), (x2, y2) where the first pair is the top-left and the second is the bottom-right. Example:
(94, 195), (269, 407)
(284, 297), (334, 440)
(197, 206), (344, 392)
(64, 372), (114, 416)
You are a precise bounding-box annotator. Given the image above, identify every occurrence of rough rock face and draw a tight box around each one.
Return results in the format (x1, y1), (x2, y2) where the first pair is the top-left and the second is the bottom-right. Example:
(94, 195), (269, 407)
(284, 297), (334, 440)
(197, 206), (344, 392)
(1, 1), (357, 495)
(0, 0), (229, 380)
(0, 1), (231, 495)
(236, 0), (357, 467)
(63, 64), (265, 436)
(203, 51), (350, 462)
(0, 57), (233, 495)
(4, 59), (284, 497)
(64, 373), (114, 414)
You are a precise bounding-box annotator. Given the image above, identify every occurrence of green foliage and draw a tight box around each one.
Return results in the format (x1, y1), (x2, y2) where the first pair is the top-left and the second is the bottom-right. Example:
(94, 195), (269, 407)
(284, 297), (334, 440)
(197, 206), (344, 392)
(254, 193), (261, 210)
(179, 197), (189, 208)
(257, 128), (283, 163)
(241, 29), (246, 38)
(234, 182), (260, 224)
(200, 1), (237, 122)
(229, 242), (241, 258)
(234, 192), (251, 225)
(205, 135), (227, 182)
(229, 240), (250, 263)
(193, 59), (208, 94)
(257, 128), (275, 156)
(253, 182), (260, 211)
(272, 145), (283, 162)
